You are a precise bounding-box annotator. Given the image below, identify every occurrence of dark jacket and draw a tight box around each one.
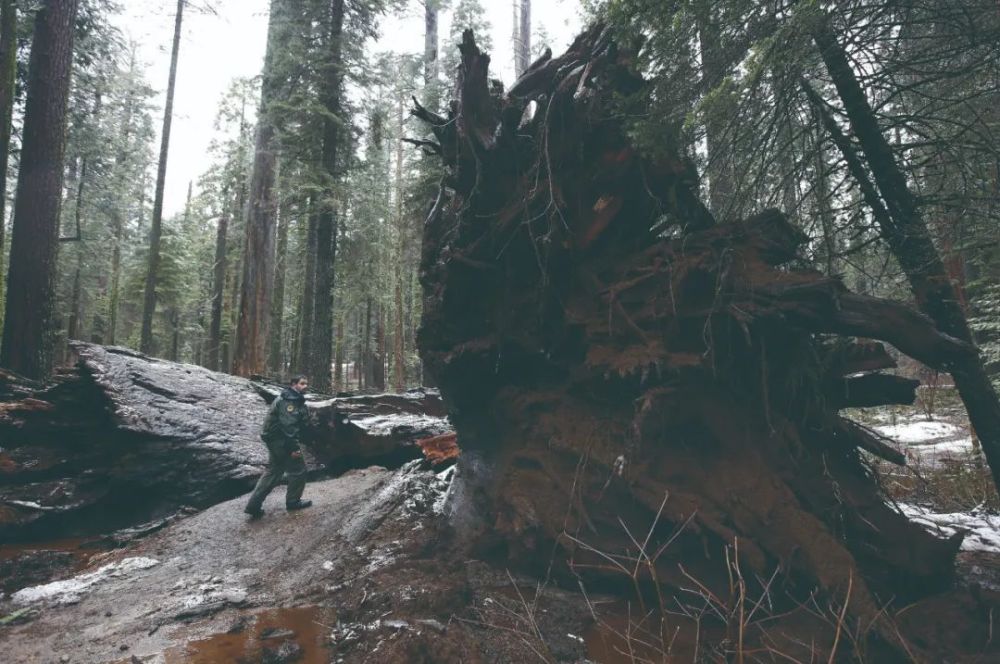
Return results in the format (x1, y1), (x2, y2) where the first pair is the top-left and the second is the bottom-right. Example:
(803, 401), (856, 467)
(261, 387), (308, 451)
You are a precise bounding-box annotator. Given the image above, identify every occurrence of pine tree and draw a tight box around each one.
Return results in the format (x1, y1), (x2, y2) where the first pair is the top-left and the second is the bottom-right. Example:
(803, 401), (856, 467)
(139, 0), (183, 355)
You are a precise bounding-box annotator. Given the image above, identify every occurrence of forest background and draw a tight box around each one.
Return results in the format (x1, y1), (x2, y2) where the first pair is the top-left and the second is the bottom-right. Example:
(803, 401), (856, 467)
(0, 0), (996, 402)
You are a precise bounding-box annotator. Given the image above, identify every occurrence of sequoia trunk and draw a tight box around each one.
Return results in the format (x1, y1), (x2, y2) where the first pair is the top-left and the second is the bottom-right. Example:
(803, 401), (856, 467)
(0, 0), (79, 378)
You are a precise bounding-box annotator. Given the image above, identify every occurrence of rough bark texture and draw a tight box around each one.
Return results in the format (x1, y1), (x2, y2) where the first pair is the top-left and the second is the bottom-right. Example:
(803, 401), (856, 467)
(0, 0), (79, 378)
(812, 18), (1000, 496)
(307, 0), (345, 392)
(139, 0), (184, 355)
(233, 0), (284, 378)
(0, 342), (450, 542)
(414, 26), (981, 658)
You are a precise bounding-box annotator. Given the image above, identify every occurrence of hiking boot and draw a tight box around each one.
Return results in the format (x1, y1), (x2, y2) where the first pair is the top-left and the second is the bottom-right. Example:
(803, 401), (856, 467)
(286, 499), (312, 511)
(244, 505), (264, 519)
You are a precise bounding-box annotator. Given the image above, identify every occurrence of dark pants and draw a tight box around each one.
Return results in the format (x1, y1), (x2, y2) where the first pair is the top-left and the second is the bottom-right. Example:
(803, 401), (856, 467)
(246, 441), (307, 510)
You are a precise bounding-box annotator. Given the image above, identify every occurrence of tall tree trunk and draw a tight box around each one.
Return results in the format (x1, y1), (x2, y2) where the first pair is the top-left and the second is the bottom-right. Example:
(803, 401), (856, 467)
(107, 49), (138, 347)
(0, 0), (79, 378)
(108, 210), (123, 344)
(392, 97), (406, 392)
(695, 6), (736, 219)
(66, 146), (90, 341)
(423, 0), (438, 86)
(517, 0), (531, 75)
(374, 305), (385, 391)
(308, 0), (345, 392)
(169, 308), (180, 361)
(233, 0), (284, 377)
(206, 211), (228, 371)
(813, 19), (1000, 492)
(363, 297), (372, 389)
(0, 0), (17, 338)
(140, 0), (184, 354)
(268, 202), (289, 375)
(393, 280), (405, 391)
(334, 317), (344, 392)
(296, 201), (318, 373)
(67, 250), (82, 340)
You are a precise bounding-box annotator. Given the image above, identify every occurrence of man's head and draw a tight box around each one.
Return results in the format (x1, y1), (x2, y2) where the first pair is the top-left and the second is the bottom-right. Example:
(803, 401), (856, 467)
(290, 375), (309, 393)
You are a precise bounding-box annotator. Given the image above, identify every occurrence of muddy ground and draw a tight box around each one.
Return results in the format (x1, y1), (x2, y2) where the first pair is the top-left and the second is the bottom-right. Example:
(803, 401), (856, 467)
(4, 460), (1000, 663)
(0, 464), (610, 664)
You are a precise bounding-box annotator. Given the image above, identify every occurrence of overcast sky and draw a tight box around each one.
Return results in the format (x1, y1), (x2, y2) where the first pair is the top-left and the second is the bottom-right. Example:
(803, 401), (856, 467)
(111, 0), (584, 217)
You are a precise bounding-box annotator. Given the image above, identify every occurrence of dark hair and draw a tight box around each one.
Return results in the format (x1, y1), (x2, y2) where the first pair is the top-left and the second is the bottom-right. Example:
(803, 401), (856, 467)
(290, 375), (308, 385)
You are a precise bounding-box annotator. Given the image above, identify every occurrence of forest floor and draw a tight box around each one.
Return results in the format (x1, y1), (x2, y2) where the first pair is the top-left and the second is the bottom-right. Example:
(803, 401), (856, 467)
(3, 386), (1000, 663)
(0, 461), (602, 664)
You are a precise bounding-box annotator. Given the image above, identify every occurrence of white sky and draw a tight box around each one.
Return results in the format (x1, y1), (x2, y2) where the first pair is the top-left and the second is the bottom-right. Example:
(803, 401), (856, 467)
(112, 0), (584, 217)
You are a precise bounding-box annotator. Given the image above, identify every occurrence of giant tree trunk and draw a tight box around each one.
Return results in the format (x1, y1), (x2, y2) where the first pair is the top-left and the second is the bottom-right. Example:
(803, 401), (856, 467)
(0, 342), (449, 542)
(233, 0), (285, 378)
(308, 0), (345, 392)
(812, 19), (1000, 495)
(414, 27), (978, 658)
(139, 0), (184, 355)
(0, 0), (79, 378)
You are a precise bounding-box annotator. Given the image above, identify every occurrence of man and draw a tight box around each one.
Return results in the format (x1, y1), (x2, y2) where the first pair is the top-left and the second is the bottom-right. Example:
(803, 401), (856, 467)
(244, 375), (313, 519)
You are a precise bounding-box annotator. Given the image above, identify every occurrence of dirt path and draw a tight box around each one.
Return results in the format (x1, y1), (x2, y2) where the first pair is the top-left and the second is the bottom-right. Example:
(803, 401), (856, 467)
(1, 468), (394, 663)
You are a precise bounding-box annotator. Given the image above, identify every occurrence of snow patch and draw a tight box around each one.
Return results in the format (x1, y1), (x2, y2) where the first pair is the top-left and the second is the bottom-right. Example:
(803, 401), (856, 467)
(874, 420), (962, 443)
(12, 557), (160, 605)
(899, 504), (1000, 553)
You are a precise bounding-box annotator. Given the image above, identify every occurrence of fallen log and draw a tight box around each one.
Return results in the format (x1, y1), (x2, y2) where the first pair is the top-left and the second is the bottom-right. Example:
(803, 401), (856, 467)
(0, 343), (451, 541)
(413, 25), (983, 659)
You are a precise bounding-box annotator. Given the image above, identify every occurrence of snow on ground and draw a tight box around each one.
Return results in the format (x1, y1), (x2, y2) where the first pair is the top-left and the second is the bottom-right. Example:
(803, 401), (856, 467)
(899, 504), (1000, 553)
(874, 420), (962, 443)
(11, 557), (160, 606)
(867, 417), (979, 468)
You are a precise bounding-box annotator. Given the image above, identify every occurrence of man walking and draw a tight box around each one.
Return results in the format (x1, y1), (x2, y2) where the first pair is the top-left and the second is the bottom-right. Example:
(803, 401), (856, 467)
(244, 375), (313, 518)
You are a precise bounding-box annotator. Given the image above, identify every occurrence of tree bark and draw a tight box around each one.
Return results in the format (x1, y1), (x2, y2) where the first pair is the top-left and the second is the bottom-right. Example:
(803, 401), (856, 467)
(0, 0), (79, 378)
(139, 0), (184, 354)
(307, 0), (345, 392)
(0, 0), (17, 338)
(812, 19), (1000, 493)
(206, 211), (228, 371)
(268, 202), (289, 375)
(233, 0), (285, 377)
(423, 0), (438, 86)
(333, 317), (344, 392)
(66, 148), (90, 341)
(296, 200), (318, 373)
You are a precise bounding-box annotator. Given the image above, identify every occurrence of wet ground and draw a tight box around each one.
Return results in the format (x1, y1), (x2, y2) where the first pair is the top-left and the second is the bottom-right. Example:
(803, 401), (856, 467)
(0, 468), (389, 662)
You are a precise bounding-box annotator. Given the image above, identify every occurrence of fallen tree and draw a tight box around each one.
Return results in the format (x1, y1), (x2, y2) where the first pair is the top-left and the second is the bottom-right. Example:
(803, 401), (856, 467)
(414, 26), (993, 659)
(0, 342), (450, 541)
